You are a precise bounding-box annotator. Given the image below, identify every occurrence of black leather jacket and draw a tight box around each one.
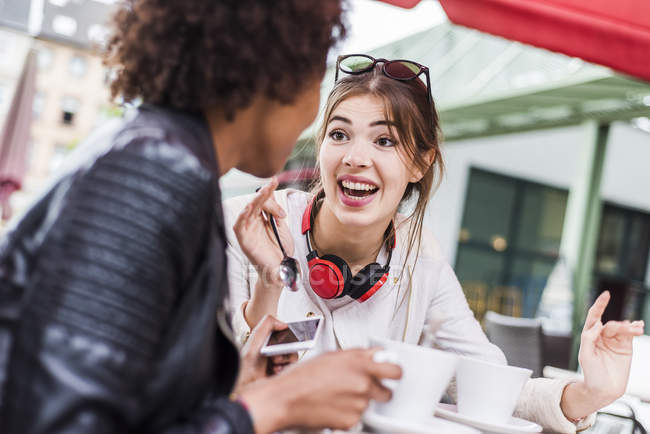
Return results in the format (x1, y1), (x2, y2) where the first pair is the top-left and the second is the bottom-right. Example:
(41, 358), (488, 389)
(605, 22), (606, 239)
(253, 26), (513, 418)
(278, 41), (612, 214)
(0, 105), (254, 433)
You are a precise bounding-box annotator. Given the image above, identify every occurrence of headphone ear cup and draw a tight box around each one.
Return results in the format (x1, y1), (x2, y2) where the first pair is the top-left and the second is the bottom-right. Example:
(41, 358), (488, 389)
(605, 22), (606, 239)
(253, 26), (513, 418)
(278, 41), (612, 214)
(308, 254), (352, 299)
(349, 263), (389, 300)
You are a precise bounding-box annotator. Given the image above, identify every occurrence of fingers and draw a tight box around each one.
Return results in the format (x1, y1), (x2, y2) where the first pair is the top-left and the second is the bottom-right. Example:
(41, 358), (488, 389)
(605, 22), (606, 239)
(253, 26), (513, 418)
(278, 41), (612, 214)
(602, 320), (645, 339)
(245, 314), (287, 355)
(581, 320), (603, 344)
(367, 377), (393, 403)
(247, 178), (281, 219)
(270, 353), (298, 365)
(267, 352), (299, 376)
(583, 291), (610, 331)
(233, 178), (284, 239)
(363, 348), (403, 381)
(262, 194), (286, 220)
(333, 350), (396, 401)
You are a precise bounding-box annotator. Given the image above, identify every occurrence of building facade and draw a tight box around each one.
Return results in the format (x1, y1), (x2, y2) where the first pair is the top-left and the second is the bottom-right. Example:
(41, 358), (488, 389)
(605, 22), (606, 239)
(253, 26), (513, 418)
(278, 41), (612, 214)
(0, 0), (117, 215)
(28, 38), (112, 186)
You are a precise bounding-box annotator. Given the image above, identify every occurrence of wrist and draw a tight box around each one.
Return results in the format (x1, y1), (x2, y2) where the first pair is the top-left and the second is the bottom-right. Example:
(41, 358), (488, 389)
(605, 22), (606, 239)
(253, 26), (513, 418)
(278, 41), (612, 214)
(243, 278), (284, 331)
(561, 381), (607, 422)
(255, 265), (284, 291)
(238, 378), (290, 434)
(561, 382), (587, 422)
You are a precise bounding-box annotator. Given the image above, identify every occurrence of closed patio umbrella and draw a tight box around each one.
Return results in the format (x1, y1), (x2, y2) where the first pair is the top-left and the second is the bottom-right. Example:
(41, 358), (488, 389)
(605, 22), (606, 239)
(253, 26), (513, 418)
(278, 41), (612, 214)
(0, 48), (36, 221)
(377, 0), (650, 82)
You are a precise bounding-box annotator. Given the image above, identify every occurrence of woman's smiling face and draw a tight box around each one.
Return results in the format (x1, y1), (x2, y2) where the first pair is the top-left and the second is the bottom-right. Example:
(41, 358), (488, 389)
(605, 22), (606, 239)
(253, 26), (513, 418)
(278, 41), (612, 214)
(319, 93), (422, 228)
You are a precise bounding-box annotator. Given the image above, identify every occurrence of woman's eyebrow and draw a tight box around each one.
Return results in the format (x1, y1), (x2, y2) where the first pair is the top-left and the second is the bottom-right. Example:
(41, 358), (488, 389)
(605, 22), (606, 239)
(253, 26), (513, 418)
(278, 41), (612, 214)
(370, 120), (396, 127)
(328, 115), (351, 124)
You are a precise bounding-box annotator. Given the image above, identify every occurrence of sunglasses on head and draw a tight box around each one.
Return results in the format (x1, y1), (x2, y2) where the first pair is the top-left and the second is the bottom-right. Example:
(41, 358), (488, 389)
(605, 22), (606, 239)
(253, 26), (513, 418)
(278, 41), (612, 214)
(335, 54), (435, 135)
(335, 54), (433, 107)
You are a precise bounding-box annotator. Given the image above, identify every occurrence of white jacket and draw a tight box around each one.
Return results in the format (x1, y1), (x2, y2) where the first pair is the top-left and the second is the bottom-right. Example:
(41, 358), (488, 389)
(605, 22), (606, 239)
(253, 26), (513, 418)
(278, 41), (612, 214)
(223, 189), (594, 433)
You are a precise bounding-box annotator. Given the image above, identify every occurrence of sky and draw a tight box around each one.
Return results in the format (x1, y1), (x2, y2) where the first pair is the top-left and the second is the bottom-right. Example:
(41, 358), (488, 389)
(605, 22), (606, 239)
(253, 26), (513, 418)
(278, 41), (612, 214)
(340, 0), (446, 53)
(46, 0), (447, 55)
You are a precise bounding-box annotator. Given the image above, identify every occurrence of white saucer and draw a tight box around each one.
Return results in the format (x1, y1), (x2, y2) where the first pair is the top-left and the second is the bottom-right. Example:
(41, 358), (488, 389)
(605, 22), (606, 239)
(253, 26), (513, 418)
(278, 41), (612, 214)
(362, 409), (481, 433)
(435, 404), (542, 434)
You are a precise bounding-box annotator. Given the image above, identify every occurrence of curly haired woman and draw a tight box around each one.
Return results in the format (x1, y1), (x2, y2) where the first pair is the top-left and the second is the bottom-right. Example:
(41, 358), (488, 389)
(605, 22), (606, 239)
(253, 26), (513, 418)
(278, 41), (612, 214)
(0, 2), (401, 433)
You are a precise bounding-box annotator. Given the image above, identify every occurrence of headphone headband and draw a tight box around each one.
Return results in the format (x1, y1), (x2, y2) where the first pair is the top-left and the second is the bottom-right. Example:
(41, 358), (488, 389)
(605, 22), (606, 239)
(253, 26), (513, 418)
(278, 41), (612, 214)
(302, 192), (395, 301)
(301, 192), (395, 250)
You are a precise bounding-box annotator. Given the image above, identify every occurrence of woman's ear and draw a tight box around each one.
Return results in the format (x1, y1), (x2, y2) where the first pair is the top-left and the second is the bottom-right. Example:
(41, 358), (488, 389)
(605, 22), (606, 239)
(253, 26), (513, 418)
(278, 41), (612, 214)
(408, 149), (436, 183)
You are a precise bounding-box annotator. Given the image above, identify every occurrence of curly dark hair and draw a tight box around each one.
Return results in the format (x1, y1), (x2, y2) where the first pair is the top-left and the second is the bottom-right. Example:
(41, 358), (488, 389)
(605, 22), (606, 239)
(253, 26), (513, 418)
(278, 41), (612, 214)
(105, 0), (347, 118)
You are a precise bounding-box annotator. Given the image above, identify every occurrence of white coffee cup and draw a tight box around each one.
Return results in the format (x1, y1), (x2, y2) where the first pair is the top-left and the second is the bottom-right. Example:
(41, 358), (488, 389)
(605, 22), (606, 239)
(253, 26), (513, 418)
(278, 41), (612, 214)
(369, 337), (459, 421)
(456, 357), (532, 425)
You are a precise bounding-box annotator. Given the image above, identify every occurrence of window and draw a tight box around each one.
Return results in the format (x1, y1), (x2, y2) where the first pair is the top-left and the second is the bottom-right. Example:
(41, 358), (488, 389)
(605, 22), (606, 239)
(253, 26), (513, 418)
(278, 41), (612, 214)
(68, 55), (87, 78)
(37, 47), (54, 70)
(594, 205), (650, 322)
(455, 169), (568, 318)
(456, 168), (650, 321)
(49, 143), (69, 173)
(61, 96), (80, 125)
(596, 205), (650, 282)
(33, 92), (45, 119)
(26, 141), (36, 170)
(52, 15), (77, 37)
(88, 24), (109, 45)
(0, 38), (8, 65)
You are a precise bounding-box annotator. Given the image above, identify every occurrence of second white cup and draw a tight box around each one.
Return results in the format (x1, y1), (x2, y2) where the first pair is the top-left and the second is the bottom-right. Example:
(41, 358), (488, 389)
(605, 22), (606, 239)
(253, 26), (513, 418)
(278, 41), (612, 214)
(456, 357), (532, 425)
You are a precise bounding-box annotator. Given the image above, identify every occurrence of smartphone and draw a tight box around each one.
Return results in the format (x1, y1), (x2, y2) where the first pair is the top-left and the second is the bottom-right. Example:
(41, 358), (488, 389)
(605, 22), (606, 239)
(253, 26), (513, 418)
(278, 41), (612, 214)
(260, 317), (322, 356)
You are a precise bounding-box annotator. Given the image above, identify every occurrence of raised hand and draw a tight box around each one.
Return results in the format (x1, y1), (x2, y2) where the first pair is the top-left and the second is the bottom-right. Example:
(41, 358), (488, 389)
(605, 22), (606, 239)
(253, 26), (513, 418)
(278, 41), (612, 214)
(234, 314), (289, 393)
(561, 291), (645, 421)
(579, 291), (644, 400)
(233, 179), (298, 329)
(232, 178), (294, 277)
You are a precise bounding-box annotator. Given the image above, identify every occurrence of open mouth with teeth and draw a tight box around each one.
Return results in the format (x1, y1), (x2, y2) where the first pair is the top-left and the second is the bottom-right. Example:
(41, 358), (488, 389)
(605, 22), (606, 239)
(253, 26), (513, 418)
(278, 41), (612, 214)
(339, 179), (379, 200)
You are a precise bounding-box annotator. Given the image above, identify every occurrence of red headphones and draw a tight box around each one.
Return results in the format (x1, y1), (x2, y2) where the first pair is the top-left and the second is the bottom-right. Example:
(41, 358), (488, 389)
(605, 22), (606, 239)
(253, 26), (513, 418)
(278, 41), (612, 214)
(301, 194), (395, 302)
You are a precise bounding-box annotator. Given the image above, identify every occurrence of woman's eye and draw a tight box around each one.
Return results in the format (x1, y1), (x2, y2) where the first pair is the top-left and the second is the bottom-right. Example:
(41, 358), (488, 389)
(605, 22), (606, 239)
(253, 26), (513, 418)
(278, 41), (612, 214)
(376, 137), (396, 147)
(329, 130), (348, 141)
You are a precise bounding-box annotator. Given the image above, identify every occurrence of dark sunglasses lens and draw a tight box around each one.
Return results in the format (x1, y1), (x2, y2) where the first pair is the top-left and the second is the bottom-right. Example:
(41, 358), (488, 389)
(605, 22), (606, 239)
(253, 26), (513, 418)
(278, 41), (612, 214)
(339, 55), (374, 73)
(384, 61), (420, 79)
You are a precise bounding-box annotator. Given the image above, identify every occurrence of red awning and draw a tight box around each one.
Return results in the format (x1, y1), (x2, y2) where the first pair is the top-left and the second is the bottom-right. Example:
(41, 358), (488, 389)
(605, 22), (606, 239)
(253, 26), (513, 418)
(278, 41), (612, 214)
(377, 0), (422, 8)
(377, 0), (650, 82)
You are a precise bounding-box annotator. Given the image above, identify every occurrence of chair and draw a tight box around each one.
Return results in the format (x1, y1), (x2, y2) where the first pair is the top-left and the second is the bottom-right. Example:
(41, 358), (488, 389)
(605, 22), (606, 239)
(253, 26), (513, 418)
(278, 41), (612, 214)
(484, 311), (543, 377)
(541, 331), (572, 370)
(593, 399), (648, 434)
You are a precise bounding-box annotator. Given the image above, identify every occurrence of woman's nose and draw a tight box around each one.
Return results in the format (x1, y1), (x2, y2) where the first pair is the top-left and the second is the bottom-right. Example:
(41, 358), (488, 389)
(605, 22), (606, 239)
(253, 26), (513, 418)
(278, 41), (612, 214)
(342, 141), (371, 168)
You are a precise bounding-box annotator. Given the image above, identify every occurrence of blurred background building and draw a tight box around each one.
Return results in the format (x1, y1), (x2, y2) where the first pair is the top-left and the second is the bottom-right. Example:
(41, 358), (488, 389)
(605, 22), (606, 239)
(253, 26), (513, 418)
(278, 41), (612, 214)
(0, 0), (117, 219)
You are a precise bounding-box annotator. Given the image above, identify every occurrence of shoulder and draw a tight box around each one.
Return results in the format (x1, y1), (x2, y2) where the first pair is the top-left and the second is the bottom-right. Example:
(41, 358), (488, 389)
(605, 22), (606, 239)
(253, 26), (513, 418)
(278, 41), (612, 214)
(108, 105), (217, 181)
(61, 109), (220, 237)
